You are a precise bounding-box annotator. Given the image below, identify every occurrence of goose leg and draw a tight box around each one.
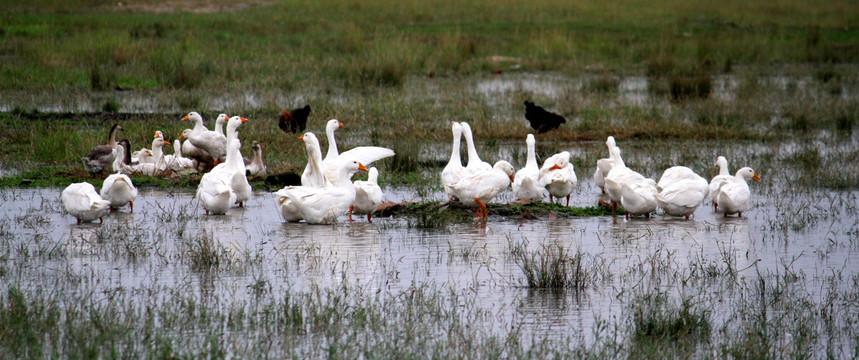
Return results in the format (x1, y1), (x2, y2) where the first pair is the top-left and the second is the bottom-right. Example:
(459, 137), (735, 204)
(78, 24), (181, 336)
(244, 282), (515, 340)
(611, 200), (617, 215)
(349, 206), (354, 222)
(738, 212), (743, 218)
(99, 217), (103, 224)
(367, 213), (373, 223)
(565, 195), (570, 207)
(474, 198), (488, 219)
(129, 201), (134, 213)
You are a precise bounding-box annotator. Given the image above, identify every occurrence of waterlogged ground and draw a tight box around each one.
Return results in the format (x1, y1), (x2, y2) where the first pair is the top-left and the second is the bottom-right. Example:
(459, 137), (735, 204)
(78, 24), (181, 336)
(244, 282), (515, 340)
(2, 70), (859, 356)
(1, 152), (858, 357)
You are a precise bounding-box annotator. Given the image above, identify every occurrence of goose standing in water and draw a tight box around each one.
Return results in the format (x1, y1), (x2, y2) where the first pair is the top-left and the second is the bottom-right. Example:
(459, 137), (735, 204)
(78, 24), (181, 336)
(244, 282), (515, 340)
(101, 145), (138, 212)
(708, 156), (733, 211)
(351, 167), (384, 222)
(62, 182), (110, 223)
(717, 167), (760, 217)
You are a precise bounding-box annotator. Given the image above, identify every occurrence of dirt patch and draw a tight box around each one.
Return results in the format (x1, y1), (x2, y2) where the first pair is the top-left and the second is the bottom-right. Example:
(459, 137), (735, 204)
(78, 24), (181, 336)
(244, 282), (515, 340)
(113, 0), (271, 14)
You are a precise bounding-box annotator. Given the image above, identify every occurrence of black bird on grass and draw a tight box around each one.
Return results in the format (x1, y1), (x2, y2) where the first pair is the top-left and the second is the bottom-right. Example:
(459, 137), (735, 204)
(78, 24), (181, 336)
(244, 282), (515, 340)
(524, 101), (566, 134)
(278, 105), (312, 134)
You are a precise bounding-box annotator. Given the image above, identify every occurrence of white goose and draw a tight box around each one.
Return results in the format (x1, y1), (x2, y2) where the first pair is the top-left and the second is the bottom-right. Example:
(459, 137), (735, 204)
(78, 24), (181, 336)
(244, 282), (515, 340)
(320, 119), (395, 185)
(604, 147), (645, 213)
(120, 138), (171, 176)
(300, 132), (327, 188)
(136, 131), (165, 165)
(657, 165), (703, 189)
(61, 182), (110, 223)
(196, 139), (250, 215)
(183, 112), (228, 163)
(620, 178), (659, 219)
(101, 145), (138, 213)
(592, 136), (616, 194)
(538, 151), (577, 206)
(196, 172), (235, 215)
(656, 174), (709, 219)
(441, 121), (467, 198)
(708, 156), (733, 211)
(179, 128), (214, 168)
(164, 139), (197, 174)
(278, 160), (368, 224)
(244, 141), (269, 178)
(717, 167), (760, 217)
(460, 122), (492, 173)
(513, 134), (544, 202)
(351, 167), (384, 222)
(209, 137), (251, 208)
(449, 160), (515, 218)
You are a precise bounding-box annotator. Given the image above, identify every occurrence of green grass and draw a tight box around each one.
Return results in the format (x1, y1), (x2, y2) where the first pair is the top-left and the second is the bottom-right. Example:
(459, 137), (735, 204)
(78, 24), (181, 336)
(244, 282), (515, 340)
(0, 0), (857, 91)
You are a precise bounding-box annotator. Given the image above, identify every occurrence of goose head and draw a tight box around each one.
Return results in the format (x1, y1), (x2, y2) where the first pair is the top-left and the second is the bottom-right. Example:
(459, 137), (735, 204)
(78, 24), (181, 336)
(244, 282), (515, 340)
(154, 130), (164, 140)
(736, 167), (760, 182)
(494, 160), (516, 182)
(327, 119), (343, 133)
(182, 111), (203, 123)
(179, 129), (193, 140)
(606, 136), (616, 150)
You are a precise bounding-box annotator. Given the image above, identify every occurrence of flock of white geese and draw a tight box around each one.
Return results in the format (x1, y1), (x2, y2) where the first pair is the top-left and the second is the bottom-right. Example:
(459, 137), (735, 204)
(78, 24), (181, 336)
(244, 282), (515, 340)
(62, 115), (760, 224)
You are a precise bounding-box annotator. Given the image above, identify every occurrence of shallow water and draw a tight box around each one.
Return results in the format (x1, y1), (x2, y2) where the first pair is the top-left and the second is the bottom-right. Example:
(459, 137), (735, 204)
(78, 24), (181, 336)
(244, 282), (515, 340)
(2, 161), (856, 349)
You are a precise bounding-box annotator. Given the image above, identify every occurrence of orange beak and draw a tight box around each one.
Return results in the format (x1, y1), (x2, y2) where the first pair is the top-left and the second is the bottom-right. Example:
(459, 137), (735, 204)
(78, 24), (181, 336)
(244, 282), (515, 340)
(299, 135), (304, 141)
(550, 164), (562, 170)
(240, 117), (248, 123)
(509, 174), (515, 182)
(181, 114), (189, 121)
(753, 173), (761, 181)
(179, 134), (185, 140)
(358, 163), (368, 171)
(337, 121), (344, 128)
(450, 121), (455, 125)
(153, 132), (159, 138)
(163, 140), (171, 147)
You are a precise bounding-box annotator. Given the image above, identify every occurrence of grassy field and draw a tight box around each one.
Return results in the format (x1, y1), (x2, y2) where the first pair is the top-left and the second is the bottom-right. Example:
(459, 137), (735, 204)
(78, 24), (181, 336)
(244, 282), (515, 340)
(1, 0), (857, 90)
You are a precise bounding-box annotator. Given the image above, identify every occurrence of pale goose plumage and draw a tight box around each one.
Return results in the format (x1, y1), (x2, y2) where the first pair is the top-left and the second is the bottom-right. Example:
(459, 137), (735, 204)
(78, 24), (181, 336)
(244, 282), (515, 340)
(512, 134), (544, 202)
(592, 136), (616, 194)
(278, 160), (367, 224)
(351, 167), (384, 222)
(449, 160), (515, 218)
(62, 182), (110, 223)
(441, 121), (467, 199)
(717, 167), (760, 217)
(708, 156), (733, 211)
(538, 151), (577, 206)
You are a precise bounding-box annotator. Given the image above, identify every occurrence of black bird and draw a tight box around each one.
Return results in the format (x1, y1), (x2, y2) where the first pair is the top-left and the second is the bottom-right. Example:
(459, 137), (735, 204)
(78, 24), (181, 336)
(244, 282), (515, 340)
(524, 101), (566, 134)
(278, 105), (312, 134)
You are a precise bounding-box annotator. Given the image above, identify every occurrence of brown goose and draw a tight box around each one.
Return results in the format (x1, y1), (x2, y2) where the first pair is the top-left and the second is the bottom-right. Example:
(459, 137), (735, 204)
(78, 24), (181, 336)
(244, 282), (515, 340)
(82, 123), (122, 176)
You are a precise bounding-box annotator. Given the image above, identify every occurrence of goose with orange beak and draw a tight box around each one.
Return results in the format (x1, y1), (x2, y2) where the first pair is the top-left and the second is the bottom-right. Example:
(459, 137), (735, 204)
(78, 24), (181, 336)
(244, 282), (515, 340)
(717, 167), (761, 218)
(538, 151), (577, 206)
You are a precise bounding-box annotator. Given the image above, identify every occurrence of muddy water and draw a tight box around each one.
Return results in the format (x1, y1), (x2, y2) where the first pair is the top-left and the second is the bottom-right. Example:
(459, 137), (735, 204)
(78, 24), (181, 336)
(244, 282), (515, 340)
(1, 163), (856, 344)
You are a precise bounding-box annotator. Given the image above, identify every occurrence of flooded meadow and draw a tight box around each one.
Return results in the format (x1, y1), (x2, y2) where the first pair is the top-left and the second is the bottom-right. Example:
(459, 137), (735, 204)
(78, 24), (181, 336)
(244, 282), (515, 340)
(1, 70), (859, 358)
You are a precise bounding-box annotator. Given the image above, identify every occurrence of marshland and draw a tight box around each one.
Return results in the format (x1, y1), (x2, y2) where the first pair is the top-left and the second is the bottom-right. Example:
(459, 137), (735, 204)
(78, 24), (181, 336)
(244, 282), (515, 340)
(2, 0), (859, 358)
